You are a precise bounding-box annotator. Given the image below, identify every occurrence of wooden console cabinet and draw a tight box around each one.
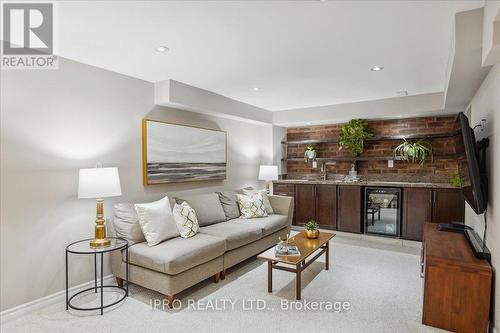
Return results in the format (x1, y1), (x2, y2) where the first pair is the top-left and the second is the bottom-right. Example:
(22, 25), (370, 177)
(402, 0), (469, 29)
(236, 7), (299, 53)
(422, 223), (491, 332)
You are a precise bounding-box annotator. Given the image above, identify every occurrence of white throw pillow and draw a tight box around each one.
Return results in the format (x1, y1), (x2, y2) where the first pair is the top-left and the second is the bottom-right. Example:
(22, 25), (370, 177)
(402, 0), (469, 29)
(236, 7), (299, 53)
(134, 196), (179, 246)
(242, 188), (274, 214)
(237, 193), (269, 219)
(172, 202), (200, 238)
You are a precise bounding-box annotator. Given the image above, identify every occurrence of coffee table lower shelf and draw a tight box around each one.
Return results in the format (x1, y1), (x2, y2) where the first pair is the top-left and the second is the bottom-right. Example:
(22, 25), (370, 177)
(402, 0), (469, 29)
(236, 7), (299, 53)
(257, 231), (335, 300)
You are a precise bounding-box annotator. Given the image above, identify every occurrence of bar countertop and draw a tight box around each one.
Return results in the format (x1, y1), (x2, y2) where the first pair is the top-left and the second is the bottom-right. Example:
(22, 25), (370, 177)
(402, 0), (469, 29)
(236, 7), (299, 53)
(273, 177), (459, 189)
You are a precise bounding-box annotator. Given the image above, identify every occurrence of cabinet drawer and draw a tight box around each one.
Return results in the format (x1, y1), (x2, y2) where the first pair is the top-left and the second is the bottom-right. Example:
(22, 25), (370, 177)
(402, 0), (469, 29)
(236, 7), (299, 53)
(273, 183), (295, 196)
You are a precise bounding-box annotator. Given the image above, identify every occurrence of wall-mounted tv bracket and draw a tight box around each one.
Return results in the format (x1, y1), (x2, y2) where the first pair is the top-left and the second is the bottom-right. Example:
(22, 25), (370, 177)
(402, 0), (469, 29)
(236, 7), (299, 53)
(477, 137), (490, 196)
(477, 138), (489, 170)
(473, 119), (487, 131)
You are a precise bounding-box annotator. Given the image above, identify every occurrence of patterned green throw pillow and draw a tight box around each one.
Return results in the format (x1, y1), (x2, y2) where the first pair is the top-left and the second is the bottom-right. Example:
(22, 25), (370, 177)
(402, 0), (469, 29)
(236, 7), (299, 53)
(172, 201), (199, 238)
(237, 193), (269, 219)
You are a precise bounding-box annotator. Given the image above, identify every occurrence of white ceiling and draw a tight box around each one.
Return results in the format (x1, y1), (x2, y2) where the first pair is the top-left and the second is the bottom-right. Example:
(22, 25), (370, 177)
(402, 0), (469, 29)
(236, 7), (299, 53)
(57, 0), (484, 111)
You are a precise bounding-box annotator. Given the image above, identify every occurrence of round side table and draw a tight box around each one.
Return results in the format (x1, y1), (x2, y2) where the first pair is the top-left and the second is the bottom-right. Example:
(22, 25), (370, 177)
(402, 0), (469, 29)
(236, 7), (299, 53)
(65, 237), (129, 315)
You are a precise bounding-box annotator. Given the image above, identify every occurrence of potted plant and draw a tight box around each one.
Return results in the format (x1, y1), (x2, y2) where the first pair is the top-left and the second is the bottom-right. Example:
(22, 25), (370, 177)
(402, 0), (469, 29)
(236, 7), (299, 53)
(393, 139), (433, 165)
(304, 220), (320, 239)
(304, 145), (317, 163)
(338, 119), (373, 157)
(450, 172), (465, 187)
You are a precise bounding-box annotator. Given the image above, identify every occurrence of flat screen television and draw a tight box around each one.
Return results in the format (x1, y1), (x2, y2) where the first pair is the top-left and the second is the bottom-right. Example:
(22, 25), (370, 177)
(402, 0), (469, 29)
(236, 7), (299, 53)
(457, 112), (488, 214)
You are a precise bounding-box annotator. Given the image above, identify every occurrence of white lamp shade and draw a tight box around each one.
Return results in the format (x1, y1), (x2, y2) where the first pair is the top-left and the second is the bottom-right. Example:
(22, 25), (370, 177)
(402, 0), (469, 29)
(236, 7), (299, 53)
(258, 165), (279, 181)
(78, 167), (122, 199)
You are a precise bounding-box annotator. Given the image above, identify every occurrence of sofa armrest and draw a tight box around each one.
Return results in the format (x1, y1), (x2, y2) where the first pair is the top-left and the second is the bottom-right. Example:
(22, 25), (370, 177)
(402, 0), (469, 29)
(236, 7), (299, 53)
(268, 195), (294, 226)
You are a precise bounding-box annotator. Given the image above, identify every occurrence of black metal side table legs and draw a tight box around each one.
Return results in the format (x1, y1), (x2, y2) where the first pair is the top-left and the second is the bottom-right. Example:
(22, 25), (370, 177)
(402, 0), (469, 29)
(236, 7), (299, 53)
(65, 237), (129, 315)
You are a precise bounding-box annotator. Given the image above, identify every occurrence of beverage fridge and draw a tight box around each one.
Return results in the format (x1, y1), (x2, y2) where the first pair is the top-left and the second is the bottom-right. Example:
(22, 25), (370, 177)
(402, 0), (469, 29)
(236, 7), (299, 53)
(364, 187), (402, 237)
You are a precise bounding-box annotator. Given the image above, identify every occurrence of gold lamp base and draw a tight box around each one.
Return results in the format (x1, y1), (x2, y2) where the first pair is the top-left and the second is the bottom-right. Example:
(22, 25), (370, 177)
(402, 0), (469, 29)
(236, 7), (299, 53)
(90, 198), (111, 249)
(90, 238), (111, 248)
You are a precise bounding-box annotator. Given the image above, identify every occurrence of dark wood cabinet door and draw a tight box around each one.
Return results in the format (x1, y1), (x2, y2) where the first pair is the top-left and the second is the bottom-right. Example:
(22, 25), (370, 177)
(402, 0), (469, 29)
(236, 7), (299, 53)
(432, 189), (465, 223)
(337, 185), (361, 233)
(315, 185), (337, 230)
(295, 184), (316, 226)
(402, 188), (432, 241)
(272, 183), (296, 224)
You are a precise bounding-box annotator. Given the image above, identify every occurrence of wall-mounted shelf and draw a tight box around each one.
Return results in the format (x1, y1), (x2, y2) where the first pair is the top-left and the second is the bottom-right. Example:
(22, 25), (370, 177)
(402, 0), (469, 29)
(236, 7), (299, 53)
(281, 153), (461, 162)
(281, 130), (461, 145)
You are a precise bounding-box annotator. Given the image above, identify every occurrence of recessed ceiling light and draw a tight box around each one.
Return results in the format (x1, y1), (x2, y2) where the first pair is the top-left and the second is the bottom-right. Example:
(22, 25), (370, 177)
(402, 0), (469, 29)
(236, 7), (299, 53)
(155, 46), (169, 52)
(371, 66), (384, 71)
(253, 87), (260, 91)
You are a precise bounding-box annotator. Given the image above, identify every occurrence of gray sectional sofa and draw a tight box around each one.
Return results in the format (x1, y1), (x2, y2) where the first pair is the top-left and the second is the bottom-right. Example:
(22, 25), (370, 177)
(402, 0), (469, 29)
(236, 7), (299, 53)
(110, 192), (293, 307)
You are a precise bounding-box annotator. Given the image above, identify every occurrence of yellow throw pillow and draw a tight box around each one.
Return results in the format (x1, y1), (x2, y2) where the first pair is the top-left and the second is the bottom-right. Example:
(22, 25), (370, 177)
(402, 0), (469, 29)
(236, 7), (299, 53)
(172, 202), (199, 238)
(237, 193), (269, 219)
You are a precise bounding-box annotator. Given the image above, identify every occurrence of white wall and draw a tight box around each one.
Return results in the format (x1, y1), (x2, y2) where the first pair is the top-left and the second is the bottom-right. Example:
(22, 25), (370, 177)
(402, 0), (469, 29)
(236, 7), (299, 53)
(444, 8), (492, 114)
(272, 125), (287, 175)
(482, 1), (500, 66)
(155, 80), (273, 124)
(464, 64), (500, 330)
(272, 92), (446, 126)
(0, 58), (274, 311)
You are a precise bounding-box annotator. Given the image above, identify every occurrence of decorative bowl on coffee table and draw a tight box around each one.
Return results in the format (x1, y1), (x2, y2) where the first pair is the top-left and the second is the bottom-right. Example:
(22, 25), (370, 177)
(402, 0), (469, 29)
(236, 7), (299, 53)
(305, 229), (320, 239)
(304, 220), (320, 239)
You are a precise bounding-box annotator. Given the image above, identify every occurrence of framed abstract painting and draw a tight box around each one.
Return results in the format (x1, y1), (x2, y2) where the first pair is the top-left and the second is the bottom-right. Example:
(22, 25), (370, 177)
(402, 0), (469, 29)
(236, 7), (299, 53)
(142, 119), (227, 184)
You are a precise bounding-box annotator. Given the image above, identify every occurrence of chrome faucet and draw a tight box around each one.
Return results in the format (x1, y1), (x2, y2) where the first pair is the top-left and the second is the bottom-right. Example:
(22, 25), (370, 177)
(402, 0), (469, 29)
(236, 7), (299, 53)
(321, 162), (336, 180)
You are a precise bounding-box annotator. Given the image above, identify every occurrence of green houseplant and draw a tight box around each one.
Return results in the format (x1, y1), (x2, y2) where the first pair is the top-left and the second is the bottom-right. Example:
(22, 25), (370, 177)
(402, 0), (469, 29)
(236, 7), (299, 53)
(338, 119), (373, 157)
(304, 220), (320, 239)
(393, 139), (433, 165)
(304, 145), (317, 163)
(450, 172), (465, 187)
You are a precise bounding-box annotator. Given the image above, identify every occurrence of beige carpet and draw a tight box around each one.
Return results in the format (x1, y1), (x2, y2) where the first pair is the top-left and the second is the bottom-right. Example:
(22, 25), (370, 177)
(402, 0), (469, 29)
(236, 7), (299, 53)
(1, 237), (445, 333)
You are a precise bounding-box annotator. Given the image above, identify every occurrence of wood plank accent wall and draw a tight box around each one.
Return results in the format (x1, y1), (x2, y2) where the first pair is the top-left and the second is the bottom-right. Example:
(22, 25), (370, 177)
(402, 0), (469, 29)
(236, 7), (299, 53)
(286, 115), (460, 177)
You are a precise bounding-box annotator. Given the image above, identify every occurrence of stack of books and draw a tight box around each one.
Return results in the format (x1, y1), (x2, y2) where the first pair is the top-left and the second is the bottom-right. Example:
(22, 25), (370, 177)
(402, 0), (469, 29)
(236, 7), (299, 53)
(275, 245), (301, 257)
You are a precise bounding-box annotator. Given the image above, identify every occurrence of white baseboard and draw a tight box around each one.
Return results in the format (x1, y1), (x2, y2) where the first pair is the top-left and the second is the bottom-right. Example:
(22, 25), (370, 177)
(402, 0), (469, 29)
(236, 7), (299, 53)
(0, 275), (115, 324)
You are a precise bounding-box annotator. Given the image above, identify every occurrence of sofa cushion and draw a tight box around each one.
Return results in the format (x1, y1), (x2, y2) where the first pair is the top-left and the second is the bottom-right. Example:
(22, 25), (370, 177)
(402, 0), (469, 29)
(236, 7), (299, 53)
(231, 214), (288, 236)
(172, 202), (199, 238)
(242, 187), (274, 214)
(174, 193), (226, 226)
(199, 222), (262, 250)
(113, 203), (146, 245)
(217, 191), (240, 220)
(135, 196), (179, 246)
(237, 193), (268, 219)
(125, 234), (225, 275)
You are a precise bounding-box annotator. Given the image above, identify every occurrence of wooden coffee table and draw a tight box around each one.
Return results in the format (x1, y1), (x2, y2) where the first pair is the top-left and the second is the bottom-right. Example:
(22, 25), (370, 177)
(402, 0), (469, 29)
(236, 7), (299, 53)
(257, 231), (335, 300)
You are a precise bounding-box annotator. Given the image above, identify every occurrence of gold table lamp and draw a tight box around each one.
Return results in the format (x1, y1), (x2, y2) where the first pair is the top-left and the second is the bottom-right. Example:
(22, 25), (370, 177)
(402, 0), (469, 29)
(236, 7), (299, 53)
(78, 166), (122, 248)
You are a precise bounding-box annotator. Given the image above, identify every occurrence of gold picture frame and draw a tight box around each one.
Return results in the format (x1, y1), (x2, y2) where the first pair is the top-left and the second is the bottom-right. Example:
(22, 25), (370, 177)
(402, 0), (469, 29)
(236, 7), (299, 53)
(142, 119), (227, 185)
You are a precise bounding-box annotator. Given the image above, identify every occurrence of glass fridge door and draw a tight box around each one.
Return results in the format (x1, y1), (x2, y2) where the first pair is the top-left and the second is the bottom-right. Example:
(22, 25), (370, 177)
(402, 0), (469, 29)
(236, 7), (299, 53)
(365, 188), (401, 237)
